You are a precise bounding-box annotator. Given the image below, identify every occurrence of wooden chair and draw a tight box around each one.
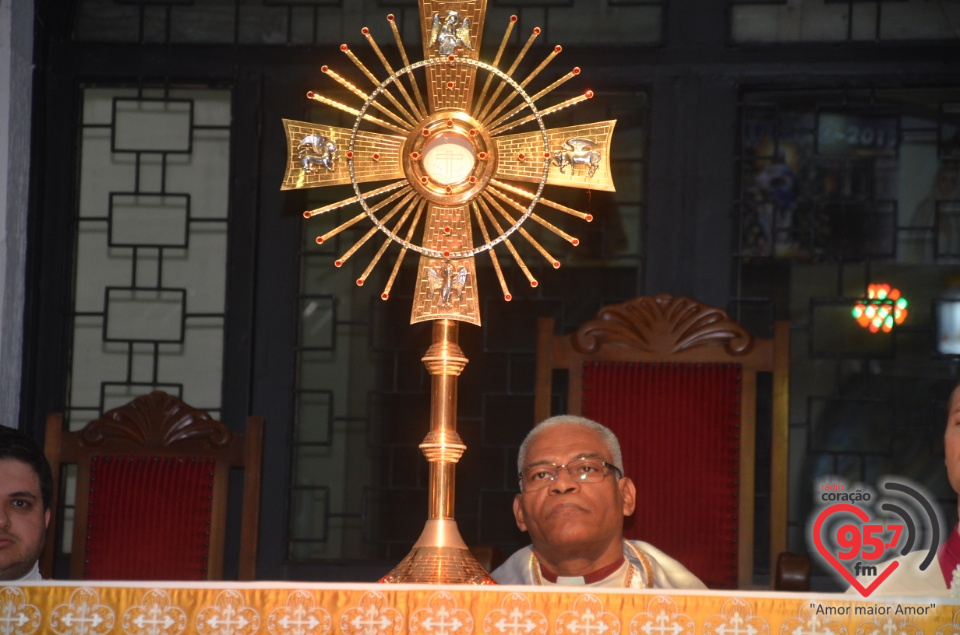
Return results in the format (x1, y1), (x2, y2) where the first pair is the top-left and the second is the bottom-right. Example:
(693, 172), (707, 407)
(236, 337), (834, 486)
(41, 391), (263, 580)
(469, 544), (506, 574)
(534, 294), (790, 589)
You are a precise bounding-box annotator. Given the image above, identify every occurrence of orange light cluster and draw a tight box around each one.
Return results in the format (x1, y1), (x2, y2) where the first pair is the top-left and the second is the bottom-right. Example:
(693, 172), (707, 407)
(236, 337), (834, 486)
(852, 284), (908, 333)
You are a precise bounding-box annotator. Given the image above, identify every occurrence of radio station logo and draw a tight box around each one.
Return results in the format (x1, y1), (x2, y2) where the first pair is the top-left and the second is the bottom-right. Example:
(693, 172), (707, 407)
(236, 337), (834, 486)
(807, 477), (944, 597)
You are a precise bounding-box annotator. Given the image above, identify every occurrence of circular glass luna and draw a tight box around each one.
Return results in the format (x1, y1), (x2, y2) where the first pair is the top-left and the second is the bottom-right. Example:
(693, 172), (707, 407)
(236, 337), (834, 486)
(421, 134), (476, 186)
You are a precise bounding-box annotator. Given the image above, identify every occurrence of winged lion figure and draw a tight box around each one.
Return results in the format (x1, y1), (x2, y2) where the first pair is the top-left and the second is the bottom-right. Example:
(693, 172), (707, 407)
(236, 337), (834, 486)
(298, 134), (339, 174)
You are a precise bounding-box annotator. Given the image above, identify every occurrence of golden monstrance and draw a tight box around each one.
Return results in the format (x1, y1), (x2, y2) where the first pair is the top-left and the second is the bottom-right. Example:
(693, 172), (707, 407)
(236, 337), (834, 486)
(281, 0), (616, 584)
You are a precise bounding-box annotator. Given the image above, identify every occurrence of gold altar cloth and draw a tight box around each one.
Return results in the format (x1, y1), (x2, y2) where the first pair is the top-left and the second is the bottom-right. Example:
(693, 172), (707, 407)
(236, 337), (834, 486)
(2, 581), (958, 634)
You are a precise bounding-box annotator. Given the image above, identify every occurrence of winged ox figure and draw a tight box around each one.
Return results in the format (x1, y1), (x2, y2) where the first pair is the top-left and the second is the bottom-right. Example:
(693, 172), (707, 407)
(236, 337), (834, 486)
(551, 138), (602, 178)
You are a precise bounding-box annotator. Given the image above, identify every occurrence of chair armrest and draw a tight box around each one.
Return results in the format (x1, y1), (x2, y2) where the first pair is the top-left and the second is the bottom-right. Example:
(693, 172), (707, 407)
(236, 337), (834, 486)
(775, 552), (811, 591)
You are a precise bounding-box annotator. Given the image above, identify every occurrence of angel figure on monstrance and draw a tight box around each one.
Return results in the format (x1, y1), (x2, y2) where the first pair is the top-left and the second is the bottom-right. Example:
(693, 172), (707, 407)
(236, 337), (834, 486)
(431, 11), (473, 56)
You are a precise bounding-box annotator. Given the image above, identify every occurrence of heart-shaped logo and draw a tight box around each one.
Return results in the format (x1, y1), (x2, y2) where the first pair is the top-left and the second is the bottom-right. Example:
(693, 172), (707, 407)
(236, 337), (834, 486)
(813, 503), (899, 597)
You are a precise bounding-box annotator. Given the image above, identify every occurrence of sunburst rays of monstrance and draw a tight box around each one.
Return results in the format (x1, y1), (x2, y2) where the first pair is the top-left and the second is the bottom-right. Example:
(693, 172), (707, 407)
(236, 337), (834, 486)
(281, 0), (616, 583)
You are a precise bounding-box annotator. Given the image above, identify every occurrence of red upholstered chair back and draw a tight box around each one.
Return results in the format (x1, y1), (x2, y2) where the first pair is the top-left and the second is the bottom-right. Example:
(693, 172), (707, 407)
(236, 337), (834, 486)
(83, 456), (217, 580)
(534, 294), (790, 589)
(581, 361), (743, 588)
(42, 391), (263, 581)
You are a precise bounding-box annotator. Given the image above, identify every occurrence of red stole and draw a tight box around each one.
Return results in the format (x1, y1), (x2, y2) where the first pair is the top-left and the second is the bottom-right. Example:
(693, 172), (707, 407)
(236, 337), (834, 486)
(937, 523), (960, 588)
(539, 556), (626, 584)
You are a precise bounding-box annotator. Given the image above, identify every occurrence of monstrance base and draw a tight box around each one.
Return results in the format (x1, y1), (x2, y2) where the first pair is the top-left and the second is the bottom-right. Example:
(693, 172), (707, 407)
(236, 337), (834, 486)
(379, 519), (496, 584)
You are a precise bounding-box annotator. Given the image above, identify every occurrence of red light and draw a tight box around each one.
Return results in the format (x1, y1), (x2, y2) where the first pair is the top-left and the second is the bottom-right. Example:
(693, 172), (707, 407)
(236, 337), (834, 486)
(853, 284), (909, 334)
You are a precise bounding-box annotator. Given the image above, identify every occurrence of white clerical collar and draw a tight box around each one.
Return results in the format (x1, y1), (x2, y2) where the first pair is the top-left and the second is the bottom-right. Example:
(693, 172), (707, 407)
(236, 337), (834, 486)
(14, 562), (42, 582)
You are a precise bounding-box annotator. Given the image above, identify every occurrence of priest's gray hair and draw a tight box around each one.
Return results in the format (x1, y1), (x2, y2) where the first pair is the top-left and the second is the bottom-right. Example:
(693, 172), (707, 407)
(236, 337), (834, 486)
(517, 414), (624, 473)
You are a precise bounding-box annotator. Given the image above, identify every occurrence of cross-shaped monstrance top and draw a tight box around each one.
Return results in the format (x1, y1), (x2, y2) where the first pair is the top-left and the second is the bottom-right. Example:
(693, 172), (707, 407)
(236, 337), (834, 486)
(281, 0), (616, 327)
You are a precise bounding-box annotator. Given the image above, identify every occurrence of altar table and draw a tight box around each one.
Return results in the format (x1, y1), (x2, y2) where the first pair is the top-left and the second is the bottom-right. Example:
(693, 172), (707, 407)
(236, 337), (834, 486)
(2, 581), (958, 635)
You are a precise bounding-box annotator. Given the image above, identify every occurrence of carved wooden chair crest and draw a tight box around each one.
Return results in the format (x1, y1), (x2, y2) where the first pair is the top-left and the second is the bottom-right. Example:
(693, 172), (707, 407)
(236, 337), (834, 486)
(42, 391), (263, 580)
(534, 294), (789, 589)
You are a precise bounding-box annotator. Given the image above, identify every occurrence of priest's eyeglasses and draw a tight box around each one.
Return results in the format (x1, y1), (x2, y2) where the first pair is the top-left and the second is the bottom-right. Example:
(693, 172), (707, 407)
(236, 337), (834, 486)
(519, 458), (623, 492)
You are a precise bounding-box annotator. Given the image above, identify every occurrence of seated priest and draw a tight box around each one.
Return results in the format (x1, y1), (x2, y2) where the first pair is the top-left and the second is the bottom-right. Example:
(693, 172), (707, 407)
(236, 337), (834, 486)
(849, 379), (960, 595)
(492, 414), (706, 589)
(0, 426), (53, 582)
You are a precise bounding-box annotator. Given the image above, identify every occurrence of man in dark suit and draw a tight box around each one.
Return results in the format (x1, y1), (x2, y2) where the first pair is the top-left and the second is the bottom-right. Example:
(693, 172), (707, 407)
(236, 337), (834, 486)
(0, 426), (52, 581)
